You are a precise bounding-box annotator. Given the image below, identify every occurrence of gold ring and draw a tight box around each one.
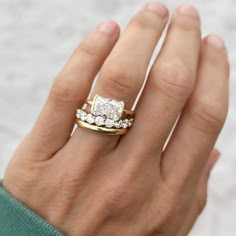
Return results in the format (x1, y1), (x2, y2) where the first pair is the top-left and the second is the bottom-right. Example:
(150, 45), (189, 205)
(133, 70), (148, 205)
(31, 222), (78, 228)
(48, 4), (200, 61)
(75, 95), (135, 136)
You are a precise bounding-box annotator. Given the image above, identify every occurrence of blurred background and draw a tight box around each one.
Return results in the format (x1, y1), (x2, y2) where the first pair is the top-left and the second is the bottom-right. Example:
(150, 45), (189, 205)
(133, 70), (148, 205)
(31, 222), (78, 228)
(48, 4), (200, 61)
(0, 0), (235, 235)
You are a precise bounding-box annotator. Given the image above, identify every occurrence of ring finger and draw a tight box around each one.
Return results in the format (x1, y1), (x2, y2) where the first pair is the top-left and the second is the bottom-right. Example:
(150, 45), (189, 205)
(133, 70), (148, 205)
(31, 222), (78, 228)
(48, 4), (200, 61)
(68, 2), (169, 154)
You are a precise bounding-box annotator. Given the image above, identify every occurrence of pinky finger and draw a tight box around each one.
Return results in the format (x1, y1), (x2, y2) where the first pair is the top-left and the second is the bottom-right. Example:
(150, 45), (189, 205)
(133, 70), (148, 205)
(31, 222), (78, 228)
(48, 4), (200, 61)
(177, 148), (220, 236)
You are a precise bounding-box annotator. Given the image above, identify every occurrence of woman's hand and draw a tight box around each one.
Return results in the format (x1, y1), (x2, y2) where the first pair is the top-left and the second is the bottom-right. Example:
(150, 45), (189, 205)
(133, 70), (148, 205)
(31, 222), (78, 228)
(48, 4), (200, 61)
(3, 2), (229, 236)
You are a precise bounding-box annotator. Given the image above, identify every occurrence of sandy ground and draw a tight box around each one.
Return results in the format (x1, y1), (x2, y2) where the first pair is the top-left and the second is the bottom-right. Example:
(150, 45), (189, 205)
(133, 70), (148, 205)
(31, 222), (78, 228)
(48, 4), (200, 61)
(0, 0), (235, 235)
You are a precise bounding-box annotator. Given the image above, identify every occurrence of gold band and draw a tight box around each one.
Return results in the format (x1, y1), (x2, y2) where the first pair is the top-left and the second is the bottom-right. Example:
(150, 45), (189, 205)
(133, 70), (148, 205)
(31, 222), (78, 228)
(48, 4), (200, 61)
(85, 99), (134, 117)
(76, 119), (128, 135)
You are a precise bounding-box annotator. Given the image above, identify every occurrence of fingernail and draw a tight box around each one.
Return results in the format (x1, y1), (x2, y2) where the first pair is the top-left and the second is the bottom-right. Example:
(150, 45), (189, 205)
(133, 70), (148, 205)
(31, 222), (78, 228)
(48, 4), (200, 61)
(146, 2), (168, 18)
(205, 35), (225, 49)
(176, 5), (199, 19)
(98, 20), (118, 35)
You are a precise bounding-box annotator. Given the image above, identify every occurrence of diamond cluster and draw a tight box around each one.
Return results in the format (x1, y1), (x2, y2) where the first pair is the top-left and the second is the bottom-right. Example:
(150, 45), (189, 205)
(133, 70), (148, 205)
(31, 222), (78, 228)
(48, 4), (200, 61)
(76, 109), (133, 129)
(91, 96), (124, 121)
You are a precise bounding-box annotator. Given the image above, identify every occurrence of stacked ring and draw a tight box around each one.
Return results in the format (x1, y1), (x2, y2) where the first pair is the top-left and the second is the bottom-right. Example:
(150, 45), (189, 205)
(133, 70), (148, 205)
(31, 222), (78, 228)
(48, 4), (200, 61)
(76, 95), (134, 135)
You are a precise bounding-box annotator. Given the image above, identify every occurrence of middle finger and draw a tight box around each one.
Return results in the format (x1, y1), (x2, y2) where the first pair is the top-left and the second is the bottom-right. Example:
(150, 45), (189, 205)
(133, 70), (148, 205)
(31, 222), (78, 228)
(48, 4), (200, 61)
(124, 5), (201, 154)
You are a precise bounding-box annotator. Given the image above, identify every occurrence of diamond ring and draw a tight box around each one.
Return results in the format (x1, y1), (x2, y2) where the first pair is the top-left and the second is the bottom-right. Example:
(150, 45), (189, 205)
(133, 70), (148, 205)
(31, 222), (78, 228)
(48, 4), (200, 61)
(85, 95), (134, 118)
(75, 95), (134, 135)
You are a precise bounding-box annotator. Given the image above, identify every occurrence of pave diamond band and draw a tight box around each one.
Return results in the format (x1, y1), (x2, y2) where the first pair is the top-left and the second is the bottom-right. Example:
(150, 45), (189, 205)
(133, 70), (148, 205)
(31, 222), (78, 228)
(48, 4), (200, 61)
(75, 95), (134, 135)
(76, 120), (129, 136)
(76, 109), (134, 129)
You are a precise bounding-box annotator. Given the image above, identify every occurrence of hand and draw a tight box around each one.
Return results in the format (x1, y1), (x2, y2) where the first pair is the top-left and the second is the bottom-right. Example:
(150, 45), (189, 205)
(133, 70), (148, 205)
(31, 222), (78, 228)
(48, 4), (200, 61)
(3, 2), (229, 236)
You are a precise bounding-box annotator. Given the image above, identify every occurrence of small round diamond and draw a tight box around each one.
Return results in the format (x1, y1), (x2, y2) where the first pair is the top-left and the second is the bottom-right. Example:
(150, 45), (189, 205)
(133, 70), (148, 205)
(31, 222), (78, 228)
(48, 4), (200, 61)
(86, 114), (95, 124)
(128, 119), (133, 127)
(95, 116), (105, 126)
(114, 120), (122, 129)
(121, 119), (129, 128)
(80, 112), (87, 121)
(105, 119), (114, 128)
(76, 109), (83, 119)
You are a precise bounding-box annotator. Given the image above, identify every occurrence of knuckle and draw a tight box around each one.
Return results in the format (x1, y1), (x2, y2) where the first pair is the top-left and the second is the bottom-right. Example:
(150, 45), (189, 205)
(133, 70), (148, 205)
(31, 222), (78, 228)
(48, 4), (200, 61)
(100, 177), (139, 216)
(196, 191), (207, 214)
(151, 61), (194, 99)
(160, 200), (179, 224)
(188, 101), (227, 134)
(100, 67), (138, 99)
(77, 41), (99, 58)
(148, 181), (188, 234)
(149, 197), (180, 234)
(49, 76), (82, 107)
(29, 128), (59, 154)
(102, 186), (131, 215)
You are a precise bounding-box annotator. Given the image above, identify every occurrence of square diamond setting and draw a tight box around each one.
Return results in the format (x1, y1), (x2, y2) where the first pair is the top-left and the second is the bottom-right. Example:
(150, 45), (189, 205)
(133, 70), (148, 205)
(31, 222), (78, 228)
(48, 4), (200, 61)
(91, 96), (124, 121)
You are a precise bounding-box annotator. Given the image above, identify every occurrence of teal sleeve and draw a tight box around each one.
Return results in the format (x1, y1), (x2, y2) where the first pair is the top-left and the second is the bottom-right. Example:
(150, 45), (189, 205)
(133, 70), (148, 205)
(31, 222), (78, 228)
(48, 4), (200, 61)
(0, 181), (64, 236)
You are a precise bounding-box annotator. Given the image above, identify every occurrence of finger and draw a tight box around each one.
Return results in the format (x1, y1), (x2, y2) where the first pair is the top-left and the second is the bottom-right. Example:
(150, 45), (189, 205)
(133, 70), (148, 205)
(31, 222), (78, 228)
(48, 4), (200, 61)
(93, 1), (169, 108)
(123, 5), (201, 153)
(26, 20), (120, 159)
(177, 148), (220, 236)
(68, 2), (169, 152)
(161, 35), (229, 192)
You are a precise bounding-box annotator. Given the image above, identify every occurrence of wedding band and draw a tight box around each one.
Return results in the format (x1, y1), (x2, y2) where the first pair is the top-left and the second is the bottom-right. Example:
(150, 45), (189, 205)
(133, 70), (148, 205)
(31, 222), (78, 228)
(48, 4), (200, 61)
(76, 120), (129, 135)
(75, 95), (134, 135)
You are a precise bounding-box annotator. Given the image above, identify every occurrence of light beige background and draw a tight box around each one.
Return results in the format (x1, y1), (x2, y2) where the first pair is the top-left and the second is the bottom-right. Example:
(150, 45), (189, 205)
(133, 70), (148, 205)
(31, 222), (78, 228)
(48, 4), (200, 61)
(0, 0), (235, 235)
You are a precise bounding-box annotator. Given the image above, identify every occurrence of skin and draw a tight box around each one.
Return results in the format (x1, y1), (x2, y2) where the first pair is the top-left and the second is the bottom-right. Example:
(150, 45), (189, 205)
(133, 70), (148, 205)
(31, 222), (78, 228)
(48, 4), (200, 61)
(2, 2), (229, 236)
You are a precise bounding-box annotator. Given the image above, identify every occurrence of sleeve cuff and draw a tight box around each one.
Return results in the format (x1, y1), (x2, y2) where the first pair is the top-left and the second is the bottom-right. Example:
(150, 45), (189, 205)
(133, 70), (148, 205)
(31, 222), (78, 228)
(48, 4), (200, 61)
(0, 180), (64, 236)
